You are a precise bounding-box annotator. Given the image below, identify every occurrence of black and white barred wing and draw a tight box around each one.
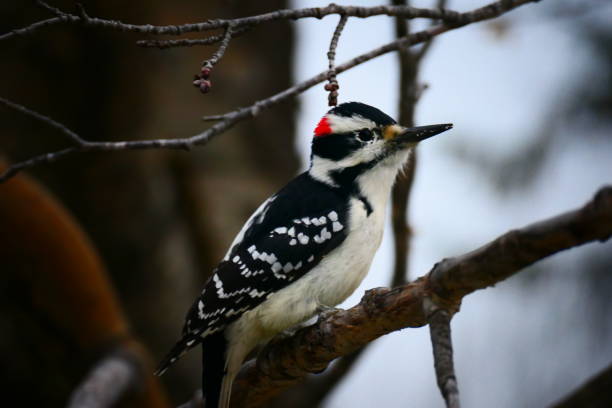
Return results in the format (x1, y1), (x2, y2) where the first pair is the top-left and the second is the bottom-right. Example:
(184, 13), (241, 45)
(193, 204), (349, 336)
(156, 194), (349, 374)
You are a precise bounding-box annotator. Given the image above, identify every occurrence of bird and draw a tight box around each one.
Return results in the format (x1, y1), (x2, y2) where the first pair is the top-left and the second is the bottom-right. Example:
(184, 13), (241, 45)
(155, 101), (452, 408)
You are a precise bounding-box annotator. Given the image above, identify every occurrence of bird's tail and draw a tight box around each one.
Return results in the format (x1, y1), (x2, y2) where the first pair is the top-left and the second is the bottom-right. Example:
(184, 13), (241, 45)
(154, 337), (196, 376)
(202, 331), (227, 408)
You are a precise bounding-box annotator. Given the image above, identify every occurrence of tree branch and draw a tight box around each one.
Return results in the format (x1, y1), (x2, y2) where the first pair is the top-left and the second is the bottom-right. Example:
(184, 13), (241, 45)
(136, 26), (251, 50)
(417, 0), (448, 61)
(228, 185), (612, 407)
(67, 348), (143, 408)
(325, 15), (348, 106)
(0, 96), (85, 144)
(0, 4), (464, 43)
(193, 24), (235, 93)
(423, 297), (460, 408)
(0, 0), (538, 183)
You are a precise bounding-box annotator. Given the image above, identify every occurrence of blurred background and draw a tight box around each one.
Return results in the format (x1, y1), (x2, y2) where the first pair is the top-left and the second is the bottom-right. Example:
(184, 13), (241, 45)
(1, 0), (611, 407)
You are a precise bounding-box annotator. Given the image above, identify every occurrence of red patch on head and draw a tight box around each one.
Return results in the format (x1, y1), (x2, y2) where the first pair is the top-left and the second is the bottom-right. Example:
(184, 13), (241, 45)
(314, 116), (332, 137)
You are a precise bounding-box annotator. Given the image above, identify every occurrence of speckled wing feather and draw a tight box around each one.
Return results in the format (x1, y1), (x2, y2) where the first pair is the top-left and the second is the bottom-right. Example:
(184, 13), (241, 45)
(155, 173), (351, 374)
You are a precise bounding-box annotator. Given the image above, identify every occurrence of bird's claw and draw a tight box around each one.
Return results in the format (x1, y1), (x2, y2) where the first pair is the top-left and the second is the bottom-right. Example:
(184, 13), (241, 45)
(316, 305), (343, 322)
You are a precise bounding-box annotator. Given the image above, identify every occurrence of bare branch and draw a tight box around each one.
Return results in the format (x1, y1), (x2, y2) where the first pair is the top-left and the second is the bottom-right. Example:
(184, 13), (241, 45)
(202, 25), (234, 69)
(0, 96), (85, 144)
(67, 349), (142, 408)
(390, 0), (419, 287)
(193, 24), (235, 93)
(0, 4), (464, 43)
(136, 26), (251, 50)
(229, 185), (612, 407)
(1, 0), (537, 183)
(417, 0), (448, 61)
(423, 297), (461, 408)
(325, 15), (348, 106)
(35, 0), (66, 17)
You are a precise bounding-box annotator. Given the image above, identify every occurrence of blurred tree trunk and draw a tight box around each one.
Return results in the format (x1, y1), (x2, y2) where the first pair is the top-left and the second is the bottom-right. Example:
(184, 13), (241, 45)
(0, 0), (296, 405)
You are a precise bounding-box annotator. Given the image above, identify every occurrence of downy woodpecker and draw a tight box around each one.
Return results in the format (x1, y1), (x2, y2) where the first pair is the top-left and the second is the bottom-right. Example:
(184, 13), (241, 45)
(156, 102), (452, 407)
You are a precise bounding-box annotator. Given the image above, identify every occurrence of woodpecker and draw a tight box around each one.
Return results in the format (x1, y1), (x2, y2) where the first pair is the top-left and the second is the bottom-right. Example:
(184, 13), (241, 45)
(156, 102), (452, 408)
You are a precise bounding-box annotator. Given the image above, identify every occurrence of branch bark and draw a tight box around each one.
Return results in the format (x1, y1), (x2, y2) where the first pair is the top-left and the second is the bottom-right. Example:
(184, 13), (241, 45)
(423, 297), (460, 408)
(227, 185), (612, 407)
(67, 348), (142, 408)
(0, 4), (462, 43)
(390, 0), (419, 287)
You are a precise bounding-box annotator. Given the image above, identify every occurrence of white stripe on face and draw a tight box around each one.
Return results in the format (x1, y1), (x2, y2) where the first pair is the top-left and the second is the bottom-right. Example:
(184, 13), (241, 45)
(326, 113), (376, 134)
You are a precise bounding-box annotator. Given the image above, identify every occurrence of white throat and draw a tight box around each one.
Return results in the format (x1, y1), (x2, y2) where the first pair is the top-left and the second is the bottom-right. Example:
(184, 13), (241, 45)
(309, 149), (411, 210)
(356, 149), (410, 210)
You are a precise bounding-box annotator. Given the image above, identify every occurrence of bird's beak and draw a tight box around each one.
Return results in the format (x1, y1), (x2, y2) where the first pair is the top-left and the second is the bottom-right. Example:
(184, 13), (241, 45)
(385, 123), (453, 145)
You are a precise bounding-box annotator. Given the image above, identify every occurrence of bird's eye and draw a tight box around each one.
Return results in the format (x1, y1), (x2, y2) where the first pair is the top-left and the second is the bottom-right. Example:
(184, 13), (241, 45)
(356, 129), (374, 142)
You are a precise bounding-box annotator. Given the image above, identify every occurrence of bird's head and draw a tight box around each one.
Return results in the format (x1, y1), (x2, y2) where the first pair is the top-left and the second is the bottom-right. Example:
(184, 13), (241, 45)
(309, 102), (452, 187)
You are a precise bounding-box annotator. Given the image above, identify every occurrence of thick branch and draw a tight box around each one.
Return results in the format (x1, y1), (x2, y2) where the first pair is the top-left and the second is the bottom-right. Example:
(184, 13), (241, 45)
(193, 24), (235, 93)
(229, 186), (612, 407)
(0, 0), (537, 183)
(390, 0), (419, 287)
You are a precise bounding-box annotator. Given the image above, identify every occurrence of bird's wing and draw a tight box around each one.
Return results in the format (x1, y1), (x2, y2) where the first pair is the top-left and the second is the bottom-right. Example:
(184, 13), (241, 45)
(156, 174), (351, 374)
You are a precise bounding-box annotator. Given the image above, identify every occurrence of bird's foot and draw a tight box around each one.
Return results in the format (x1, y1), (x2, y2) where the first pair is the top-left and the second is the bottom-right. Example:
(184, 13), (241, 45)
(316, 305), (343, 322)
(273, 323), (309, 342)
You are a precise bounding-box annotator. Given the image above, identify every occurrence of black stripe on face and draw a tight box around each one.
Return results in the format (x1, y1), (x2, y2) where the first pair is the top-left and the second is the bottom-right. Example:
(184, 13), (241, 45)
(311, 132), (362, 161)
(330, 102), (396, 127)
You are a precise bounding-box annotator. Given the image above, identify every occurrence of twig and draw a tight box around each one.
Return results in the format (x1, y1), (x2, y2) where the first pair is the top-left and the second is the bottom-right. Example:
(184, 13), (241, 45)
(423, 297), (461, 408)
(35, 0), (66, 17)
(0, 96), (86, 144)
(193, 24), (235, 93)
(325, 15), (348, 106)
(67, 349), (143, 408)
(0, 0), (539, 183)
(136, 26), (251, 50)
(228, 185), (612, 407)
(417, 0), (448, 61)
(1, 4), (464, 43)
(202, 25), (234, 69)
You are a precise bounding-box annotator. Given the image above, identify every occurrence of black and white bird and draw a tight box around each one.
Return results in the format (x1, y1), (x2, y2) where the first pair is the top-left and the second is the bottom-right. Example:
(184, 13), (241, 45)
(155, 102), (452, 408)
